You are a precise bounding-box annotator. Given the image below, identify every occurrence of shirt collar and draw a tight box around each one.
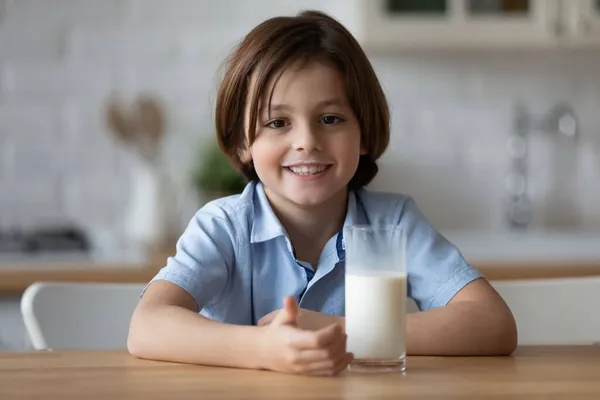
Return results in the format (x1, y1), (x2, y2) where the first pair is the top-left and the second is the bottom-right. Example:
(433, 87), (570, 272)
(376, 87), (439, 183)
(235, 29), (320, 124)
(250, 182), (287, 243)
(336, 190), (357, 260)
(250, 182), (364, 245)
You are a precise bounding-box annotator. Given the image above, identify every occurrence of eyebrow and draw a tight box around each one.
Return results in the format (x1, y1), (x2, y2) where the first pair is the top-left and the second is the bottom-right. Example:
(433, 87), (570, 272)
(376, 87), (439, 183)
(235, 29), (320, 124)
(260, 97), (347, 112)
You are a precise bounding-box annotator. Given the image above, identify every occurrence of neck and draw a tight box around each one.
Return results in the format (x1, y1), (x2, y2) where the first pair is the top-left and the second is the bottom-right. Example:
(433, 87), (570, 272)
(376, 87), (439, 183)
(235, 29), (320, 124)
(265, 188), (348, 265)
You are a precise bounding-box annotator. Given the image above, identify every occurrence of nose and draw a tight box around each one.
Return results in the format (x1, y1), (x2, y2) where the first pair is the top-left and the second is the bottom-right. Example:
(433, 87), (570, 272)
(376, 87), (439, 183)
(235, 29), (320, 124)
(292, 122), (321, 152)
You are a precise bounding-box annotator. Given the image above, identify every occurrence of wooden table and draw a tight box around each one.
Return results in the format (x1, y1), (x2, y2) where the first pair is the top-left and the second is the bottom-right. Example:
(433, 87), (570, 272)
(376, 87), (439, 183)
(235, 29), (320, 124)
(1, 346), (599, 399)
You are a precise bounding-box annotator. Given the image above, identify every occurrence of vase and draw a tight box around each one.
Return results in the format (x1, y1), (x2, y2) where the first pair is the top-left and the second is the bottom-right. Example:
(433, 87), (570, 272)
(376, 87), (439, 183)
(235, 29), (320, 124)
(123, 157), (178, 250)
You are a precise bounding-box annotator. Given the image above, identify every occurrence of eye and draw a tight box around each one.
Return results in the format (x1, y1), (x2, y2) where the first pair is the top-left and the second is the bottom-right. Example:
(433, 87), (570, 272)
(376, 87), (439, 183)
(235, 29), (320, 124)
(321, 115), (345, 125)
(265, 119), (287, 129)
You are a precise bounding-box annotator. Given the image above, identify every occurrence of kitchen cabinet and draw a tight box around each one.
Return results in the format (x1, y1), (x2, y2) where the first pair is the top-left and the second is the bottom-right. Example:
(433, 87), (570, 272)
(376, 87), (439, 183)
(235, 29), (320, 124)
(357, 0), (600, 50)
(358, 0), (560, 50)
(562, 0), (600, 46)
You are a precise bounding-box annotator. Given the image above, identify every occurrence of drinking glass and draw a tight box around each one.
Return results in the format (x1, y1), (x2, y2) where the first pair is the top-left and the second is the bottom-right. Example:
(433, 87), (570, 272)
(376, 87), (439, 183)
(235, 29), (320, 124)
(344, 225), (407, 373)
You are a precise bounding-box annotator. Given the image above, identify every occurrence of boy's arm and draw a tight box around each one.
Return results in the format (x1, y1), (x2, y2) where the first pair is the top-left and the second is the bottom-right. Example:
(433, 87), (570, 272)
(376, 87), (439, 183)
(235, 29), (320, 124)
(128, 280), (263, 369)
(405, 277), (518, 356)
(128, 281), (353, 375)
(260, 278), (517, 356)
(395, 197), (517, 355)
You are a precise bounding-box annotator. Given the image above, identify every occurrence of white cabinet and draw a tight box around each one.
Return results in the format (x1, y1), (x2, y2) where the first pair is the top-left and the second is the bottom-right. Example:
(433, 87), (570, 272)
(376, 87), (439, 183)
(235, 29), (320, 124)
(356, 0), (600, 50)
(562, 0), (600, 46)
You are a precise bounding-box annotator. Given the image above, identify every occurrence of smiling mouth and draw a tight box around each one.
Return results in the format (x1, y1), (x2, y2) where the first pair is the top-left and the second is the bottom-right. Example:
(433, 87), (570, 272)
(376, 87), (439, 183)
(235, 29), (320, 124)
(285, 164), (332, 175)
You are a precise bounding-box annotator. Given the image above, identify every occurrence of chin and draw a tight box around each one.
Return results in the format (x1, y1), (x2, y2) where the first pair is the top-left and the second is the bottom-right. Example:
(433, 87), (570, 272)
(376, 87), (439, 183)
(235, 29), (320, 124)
(289, 196), (329, 207)
(286, 188), (347, 208)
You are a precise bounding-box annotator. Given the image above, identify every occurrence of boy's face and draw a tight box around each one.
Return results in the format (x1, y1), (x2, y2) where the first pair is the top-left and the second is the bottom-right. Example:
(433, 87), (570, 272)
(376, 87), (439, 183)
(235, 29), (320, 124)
(242, 60), (365, 210)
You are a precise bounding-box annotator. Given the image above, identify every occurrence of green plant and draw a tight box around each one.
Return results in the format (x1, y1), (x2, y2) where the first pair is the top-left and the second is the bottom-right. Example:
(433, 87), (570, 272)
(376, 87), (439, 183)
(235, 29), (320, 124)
(191, 139), (246, 197)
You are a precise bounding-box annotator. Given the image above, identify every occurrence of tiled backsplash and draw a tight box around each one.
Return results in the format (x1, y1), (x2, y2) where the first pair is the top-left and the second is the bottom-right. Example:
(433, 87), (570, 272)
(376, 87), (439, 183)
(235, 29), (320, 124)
(1, 0), (599, 237)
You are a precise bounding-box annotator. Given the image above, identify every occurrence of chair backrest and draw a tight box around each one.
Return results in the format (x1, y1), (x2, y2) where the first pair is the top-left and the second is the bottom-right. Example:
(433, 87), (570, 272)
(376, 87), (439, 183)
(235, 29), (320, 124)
(21, 282), (145, 350)
(492, 277), (600, 345)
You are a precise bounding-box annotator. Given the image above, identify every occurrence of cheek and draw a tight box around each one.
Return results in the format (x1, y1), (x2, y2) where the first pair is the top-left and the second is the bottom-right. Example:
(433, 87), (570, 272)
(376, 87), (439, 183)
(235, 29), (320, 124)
(250, 141), (282, 171)
(343, 127), (364, 158)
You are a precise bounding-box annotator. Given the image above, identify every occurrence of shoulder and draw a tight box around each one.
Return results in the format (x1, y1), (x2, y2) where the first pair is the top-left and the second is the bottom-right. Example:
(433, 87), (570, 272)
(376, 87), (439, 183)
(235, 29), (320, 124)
(190, 181), (257, 245)
(355, 188), (411, 208)
(353, 188), (415, 224)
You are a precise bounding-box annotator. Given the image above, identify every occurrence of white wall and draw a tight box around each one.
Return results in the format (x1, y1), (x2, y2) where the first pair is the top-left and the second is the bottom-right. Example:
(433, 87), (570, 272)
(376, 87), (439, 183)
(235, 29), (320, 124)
(1, 0), (599, 238)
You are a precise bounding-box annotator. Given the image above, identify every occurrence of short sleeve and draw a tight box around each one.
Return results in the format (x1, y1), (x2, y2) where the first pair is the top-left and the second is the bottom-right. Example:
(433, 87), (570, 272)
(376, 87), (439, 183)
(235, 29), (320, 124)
(399, 197), (481, 311)
(144, 202), (238, 311)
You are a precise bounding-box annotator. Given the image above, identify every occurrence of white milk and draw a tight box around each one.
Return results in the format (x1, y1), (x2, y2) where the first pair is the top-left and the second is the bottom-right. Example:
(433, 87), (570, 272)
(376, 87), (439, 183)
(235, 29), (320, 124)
(345, 271), (407, 360)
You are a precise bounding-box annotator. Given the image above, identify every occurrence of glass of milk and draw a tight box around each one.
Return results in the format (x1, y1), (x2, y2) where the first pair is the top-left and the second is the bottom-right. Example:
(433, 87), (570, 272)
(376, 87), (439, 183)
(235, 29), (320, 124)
(344, 225), (407, 373)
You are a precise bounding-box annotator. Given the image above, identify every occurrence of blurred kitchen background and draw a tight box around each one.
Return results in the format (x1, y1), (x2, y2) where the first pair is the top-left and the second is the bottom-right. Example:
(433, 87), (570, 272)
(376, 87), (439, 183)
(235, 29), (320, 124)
(1, 0), (600, 351)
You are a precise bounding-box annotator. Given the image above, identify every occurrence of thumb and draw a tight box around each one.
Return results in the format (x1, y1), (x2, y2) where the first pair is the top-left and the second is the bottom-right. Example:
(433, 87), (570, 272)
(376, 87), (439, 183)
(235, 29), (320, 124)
(272, 296), (299, 326)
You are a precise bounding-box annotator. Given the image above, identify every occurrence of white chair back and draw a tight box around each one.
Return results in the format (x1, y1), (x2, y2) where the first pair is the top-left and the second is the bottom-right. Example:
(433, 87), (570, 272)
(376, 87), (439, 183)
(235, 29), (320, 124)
(21, 282), (145, 350)
(23, 277), (599, 349)
(492, 277), (600, 345)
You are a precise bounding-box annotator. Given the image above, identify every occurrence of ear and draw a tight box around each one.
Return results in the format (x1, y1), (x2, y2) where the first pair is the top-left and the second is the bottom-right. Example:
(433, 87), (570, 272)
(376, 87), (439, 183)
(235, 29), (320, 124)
(360, 145), (368, 156)
(238, 146), (252, 163)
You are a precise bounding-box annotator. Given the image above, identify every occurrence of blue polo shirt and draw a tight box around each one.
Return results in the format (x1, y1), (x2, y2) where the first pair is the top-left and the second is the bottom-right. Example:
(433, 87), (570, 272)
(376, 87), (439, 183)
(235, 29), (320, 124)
(146, 181), (481, 325)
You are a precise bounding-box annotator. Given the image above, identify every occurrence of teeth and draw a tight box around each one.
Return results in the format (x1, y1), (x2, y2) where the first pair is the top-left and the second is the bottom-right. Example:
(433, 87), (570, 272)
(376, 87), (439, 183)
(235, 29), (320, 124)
(288, 165), (328, 175)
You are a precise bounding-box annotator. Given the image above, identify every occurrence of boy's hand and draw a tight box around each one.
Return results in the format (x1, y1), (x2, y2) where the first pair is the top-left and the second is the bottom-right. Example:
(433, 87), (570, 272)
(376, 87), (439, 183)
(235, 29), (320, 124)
(258, 306), (344, 332)
(257, 296), (352, 376)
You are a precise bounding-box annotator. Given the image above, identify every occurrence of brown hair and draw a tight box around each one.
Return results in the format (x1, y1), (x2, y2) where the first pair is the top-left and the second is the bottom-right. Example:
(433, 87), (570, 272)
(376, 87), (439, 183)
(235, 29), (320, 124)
(215, 10), (390, 190)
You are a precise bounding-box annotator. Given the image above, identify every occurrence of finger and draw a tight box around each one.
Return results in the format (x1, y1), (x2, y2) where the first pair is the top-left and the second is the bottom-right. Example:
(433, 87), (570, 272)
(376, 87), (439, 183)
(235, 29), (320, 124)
(257, 311), (276, 326)
(309, 352), (354, 377)
(272, 297), (299, 326)
(283, 296), (299, 321)
(312, 323), (343, 348)
(329, 333), (348, 364)
(289, 323), (342, 350)
(334, 352), (354, 375)
(299, 333), (347, 368)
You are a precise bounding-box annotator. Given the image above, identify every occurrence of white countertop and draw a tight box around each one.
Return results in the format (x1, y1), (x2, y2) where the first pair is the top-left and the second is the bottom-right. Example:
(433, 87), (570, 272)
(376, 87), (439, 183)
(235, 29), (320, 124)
(0, 246), (148, 269)
(442, 230), (600, 262)
(1, 231), (599, 267)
